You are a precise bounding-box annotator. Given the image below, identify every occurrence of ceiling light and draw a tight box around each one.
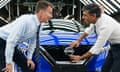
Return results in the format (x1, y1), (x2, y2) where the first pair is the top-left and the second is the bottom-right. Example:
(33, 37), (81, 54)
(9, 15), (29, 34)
(97, 0), (114, 13)
(83, 0), (89, 5)
(111, 0), (120, 9)
(93, 0), (111, 14)
(103, 0), (118, 12)
(87, 0), (93, 4)
(116, 0), (120, 4)
(79, 0), (87, 5)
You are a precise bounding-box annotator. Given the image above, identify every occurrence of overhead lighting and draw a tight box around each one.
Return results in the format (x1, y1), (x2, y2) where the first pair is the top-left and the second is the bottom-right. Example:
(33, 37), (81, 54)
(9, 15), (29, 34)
(103, 0), (118, 12)
(93, 0), (101, 5)
(116, 0), (120, 4)
(104, 8), (111, 15)
(111, 0), (120, 9)
(83, 0), (89, 5)
(87, 0), (93, 4)
(93, 0), (111, 14)
(97, 0), (114, 13)
(79, 0), (87, 5)
(79, 0), (111, 15)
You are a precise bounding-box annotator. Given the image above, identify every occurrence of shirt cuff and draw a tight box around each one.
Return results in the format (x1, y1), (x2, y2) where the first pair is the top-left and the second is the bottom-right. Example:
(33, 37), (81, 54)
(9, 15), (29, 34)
(6, 57), (13, 64)
(27, 53), (33, 59)
(89, 46), (101, 54)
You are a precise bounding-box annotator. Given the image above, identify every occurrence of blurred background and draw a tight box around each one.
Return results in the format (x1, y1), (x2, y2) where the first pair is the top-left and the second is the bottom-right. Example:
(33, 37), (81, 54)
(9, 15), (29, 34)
(0, 0), (120, 23)
(0, 0), (120, 72)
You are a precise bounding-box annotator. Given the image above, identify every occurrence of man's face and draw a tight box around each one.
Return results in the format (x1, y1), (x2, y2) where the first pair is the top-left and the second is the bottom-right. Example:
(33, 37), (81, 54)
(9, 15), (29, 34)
(82, 10), (96, 24)
(38, 6), (53, 23)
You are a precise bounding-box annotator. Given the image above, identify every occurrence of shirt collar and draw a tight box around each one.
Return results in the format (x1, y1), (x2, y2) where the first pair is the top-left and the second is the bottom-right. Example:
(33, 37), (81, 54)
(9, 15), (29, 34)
(94, 14), (104, 26)
(34, 14), (41, 26)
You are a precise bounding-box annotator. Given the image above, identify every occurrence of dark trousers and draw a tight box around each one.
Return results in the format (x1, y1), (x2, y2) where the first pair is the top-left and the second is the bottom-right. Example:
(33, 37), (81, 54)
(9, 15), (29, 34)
(0, 38), (33, 72)
(101, 44), (120, 72)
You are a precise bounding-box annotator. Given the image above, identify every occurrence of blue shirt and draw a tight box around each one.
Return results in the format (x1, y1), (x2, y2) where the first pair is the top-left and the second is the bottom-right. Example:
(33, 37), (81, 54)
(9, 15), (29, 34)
(0, 14), (41, 64)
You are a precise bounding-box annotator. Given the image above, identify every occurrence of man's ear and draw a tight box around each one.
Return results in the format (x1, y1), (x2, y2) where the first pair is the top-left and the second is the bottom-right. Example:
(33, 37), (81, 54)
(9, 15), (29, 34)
(92, 14), (97, 18)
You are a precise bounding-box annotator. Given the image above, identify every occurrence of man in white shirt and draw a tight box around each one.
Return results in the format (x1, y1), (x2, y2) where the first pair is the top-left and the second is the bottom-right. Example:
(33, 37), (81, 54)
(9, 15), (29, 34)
(70, 4), (120, 72)
(0, 1), (53, 72)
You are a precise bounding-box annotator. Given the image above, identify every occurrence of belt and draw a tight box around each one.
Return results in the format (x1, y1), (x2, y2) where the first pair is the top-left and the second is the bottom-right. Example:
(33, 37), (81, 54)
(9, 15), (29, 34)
(110, 43), (120, 51)
(110, 43), (120, 46)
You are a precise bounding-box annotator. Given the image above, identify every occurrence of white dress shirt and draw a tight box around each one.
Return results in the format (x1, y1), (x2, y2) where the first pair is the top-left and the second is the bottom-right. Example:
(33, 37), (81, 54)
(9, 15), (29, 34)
(85, 14), (120, 54)
(0, 14), (41, 64)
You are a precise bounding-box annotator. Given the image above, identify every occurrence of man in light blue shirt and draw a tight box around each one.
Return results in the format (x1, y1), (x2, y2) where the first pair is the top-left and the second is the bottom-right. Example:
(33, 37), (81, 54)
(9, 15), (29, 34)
(0, 1), (53, 72)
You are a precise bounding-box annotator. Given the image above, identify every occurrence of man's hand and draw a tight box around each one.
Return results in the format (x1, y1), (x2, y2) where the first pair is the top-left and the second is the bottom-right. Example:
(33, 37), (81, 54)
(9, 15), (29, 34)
(27, 59), (35, 70)
(2, 63), (13, 72)
(70, 40), (80, 48)
(70, 32), (88, 48)
(69, 52), (93, 63)
(69, 55), (82, 63)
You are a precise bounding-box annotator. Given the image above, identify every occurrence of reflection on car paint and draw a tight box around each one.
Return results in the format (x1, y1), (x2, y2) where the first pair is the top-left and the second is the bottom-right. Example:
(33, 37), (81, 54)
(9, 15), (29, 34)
(17, 19), (108, 72)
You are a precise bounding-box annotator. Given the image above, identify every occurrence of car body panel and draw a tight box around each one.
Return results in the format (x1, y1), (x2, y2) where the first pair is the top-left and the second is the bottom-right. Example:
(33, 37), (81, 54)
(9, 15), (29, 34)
(40, 32), (96, 45)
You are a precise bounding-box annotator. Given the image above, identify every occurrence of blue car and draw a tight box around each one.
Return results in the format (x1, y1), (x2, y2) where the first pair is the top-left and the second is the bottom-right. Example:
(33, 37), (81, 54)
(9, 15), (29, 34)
(18, 19), (108, 72)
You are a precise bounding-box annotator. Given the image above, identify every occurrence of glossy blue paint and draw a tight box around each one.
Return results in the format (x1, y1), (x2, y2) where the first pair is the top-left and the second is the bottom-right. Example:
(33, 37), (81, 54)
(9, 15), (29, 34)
(18, 32), (108, 72)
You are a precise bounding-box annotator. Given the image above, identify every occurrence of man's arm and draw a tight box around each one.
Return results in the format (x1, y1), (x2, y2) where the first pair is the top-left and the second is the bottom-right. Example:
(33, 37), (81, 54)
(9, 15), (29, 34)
(26, 34), (36, 70)
(3, 16), (27, 72)
(70, 32), (88, 48)
(5, 21), (26, 64)
(70, 24), (114, 62)
(77, 32), (88, 42)
(27, 36), (36, 59)
(70, 24), (94, 48)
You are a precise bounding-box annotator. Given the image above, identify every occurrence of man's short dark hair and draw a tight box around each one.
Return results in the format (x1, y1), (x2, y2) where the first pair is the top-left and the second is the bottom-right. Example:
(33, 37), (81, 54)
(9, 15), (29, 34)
(35, 0), (54, 13)
(82, 4), (101, 18)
